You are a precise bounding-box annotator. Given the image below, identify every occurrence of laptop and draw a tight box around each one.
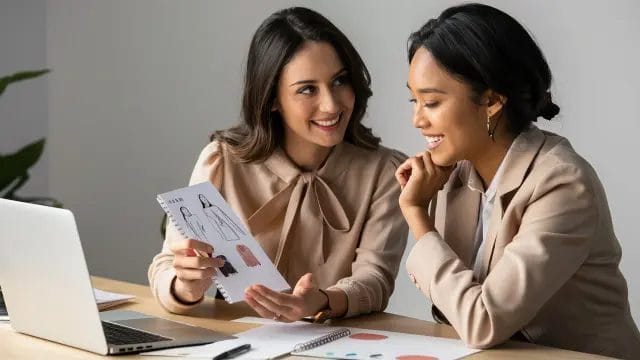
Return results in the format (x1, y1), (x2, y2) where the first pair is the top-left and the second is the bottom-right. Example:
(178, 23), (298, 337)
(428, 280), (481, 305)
(0, 198), (233, 355)
(0, 289), (8, 321)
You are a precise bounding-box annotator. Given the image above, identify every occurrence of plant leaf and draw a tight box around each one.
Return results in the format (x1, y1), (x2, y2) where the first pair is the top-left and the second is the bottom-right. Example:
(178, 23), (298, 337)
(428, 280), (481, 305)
(0, 69), (50, 97)
(0, 138), (46, 192)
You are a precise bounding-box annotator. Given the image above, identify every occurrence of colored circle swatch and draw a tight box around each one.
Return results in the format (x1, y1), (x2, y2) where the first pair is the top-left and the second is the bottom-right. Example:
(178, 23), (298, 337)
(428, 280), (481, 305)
(349, 333), (389, 340)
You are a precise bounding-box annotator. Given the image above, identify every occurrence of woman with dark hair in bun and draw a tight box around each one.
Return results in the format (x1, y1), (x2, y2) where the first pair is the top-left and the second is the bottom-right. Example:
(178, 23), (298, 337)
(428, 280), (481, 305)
(397, 3), (640, 358)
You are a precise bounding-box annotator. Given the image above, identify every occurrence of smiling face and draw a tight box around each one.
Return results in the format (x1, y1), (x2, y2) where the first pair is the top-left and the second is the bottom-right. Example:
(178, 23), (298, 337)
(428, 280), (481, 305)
(407, 47), (492, 167)
(274, 41), (354, 159)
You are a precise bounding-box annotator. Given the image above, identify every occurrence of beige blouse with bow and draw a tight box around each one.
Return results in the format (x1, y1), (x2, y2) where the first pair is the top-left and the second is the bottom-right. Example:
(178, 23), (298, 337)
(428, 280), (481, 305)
(148, 141), (408, 317)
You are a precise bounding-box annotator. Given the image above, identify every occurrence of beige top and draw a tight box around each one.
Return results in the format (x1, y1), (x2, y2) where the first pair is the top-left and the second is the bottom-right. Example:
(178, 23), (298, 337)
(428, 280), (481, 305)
(406, 126), (640, 359)
(149, 141), (408, 317)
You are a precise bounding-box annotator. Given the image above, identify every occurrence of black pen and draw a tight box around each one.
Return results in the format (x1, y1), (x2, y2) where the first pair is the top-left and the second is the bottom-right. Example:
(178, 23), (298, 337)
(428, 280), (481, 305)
(212, 343), (251, 360)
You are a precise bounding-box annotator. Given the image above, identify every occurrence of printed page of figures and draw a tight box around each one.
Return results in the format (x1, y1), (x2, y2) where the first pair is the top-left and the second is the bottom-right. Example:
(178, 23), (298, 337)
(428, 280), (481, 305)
(157, 181), (291, 303)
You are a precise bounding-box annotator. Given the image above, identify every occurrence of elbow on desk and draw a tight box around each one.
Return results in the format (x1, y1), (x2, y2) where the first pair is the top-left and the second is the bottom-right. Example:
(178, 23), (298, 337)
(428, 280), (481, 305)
(454, 316), (516, 350)
(462, 334), (509, 350)
(458, 321), (526, 350)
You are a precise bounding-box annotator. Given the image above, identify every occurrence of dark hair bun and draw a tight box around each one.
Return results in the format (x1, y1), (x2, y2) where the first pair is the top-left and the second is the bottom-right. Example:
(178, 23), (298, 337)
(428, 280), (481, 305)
(537, 92), (560, 120)
(539, 101), (560, 120)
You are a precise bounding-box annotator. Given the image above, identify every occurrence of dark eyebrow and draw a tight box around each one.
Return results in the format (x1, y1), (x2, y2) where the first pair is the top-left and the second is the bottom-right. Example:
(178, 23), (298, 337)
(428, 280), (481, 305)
(406, 82), (446, 94)
(289, 68), (348, 87)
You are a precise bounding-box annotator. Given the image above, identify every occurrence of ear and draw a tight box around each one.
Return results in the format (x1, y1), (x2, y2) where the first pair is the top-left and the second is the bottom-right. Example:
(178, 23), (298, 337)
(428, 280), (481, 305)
(484, 89), (507, 118)
(271, 99), (280, 112)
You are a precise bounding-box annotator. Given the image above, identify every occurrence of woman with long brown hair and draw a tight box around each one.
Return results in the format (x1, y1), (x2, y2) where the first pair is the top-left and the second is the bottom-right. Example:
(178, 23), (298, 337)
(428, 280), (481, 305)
(149, 7), (408, 322)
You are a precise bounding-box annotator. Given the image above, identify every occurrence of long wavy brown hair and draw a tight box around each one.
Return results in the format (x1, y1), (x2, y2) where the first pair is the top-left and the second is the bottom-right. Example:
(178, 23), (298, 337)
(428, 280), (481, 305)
(211, 7), (380, 162)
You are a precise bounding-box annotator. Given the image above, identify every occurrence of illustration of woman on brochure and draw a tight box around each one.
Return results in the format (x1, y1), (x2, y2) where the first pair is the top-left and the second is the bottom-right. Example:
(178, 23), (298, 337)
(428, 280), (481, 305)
(215, 255), (238, 277)
(180, 206), (208, 241)
(198, 194), (246, 241)
(236, 244), (261, 267)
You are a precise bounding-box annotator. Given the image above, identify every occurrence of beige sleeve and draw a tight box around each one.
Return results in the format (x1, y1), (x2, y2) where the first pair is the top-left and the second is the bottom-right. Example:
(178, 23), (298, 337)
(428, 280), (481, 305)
(148, 141), (224, 314)
(406, 164), (595, 348)
(329, 151), (409, 317)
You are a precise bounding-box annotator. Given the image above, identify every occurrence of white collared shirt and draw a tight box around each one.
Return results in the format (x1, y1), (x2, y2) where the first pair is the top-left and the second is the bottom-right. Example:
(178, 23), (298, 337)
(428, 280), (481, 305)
(468, 139), (518, 282)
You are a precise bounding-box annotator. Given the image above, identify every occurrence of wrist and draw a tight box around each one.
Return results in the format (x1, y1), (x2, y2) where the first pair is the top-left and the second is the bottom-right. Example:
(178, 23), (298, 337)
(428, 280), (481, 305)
(399, 192), (433, 210)
(317, 288), (330, 312)
(171, 277), (204, 305)
(401, 206), (434, 240)
(400, 204), (428, 216)
(313, 288), (347, 322)
(310, 289), (331, 323)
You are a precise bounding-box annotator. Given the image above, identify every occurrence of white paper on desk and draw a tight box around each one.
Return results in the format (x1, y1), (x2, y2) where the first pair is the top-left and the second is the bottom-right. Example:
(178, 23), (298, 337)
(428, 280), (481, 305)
(93, 288), (135, 311)
(141, 338), (248, 358)
(232, 322), (350, 359)
(140, 318), (337, 359)
(294, 327), (480, 360)
(141, 323), (341, 360)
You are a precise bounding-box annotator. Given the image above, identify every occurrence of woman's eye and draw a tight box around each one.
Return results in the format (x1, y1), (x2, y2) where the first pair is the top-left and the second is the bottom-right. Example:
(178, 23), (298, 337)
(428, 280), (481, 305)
(298, 86), (316, 95)
(408, 98), (439, 108)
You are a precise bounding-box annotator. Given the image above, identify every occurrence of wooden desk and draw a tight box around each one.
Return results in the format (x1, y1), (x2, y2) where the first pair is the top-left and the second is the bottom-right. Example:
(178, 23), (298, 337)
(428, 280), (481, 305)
(0, 277), (610, 359)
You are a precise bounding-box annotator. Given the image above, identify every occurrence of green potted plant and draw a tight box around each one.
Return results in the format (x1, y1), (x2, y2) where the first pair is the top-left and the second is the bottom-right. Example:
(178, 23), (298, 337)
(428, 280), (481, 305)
(0, 69), (62, 207)
(0, 69), (62, 319)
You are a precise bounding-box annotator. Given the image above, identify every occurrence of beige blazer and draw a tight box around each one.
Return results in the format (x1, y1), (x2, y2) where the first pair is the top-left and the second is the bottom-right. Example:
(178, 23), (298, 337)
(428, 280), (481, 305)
(149, 141), (408, 317)
(406, 126), (640, 359)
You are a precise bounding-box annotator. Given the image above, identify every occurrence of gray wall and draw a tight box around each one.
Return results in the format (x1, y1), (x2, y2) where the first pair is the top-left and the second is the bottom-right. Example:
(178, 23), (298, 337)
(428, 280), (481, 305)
(0, 0), (48, 197)
(5, 0), (639, 325)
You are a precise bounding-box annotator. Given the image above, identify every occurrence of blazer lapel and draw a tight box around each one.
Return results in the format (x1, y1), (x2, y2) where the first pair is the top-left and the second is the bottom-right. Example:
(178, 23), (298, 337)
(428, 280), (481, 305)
(480, 127), (546, 276)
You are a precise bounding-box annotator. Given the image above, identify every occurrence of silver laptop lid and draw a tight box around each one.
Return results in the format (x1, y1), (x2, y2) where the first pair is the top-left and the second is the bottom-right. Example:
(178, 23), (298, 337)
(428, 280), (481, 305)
(0, 199), (109, 354)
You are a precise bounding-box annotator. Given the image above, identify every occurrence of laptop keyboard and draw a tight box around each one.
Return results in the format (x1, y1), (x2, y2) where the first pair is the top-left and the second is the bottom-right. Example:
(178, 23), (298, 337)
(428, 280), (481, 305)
(101, 321), (171, 345)
(0, 290), (7, 316)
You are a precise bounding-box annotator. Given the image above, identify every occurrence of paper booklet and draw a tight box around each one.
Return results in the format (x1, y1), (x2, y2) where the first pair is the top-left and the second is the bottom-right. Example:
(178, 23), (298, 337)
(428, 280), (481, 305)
(94, 288), (135, 311)
(157, 181), (291, 303)
(0, 288), (134, 322)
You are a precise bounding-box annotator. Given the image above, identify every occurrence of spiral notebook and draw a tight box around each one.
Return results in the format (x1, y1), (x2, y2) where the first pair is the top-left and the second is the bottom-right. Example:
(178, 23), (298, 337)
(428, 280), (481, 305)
(156, 181), (291, 303)
(292, 327), (351, 353)
(232, 321), (351, 359)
